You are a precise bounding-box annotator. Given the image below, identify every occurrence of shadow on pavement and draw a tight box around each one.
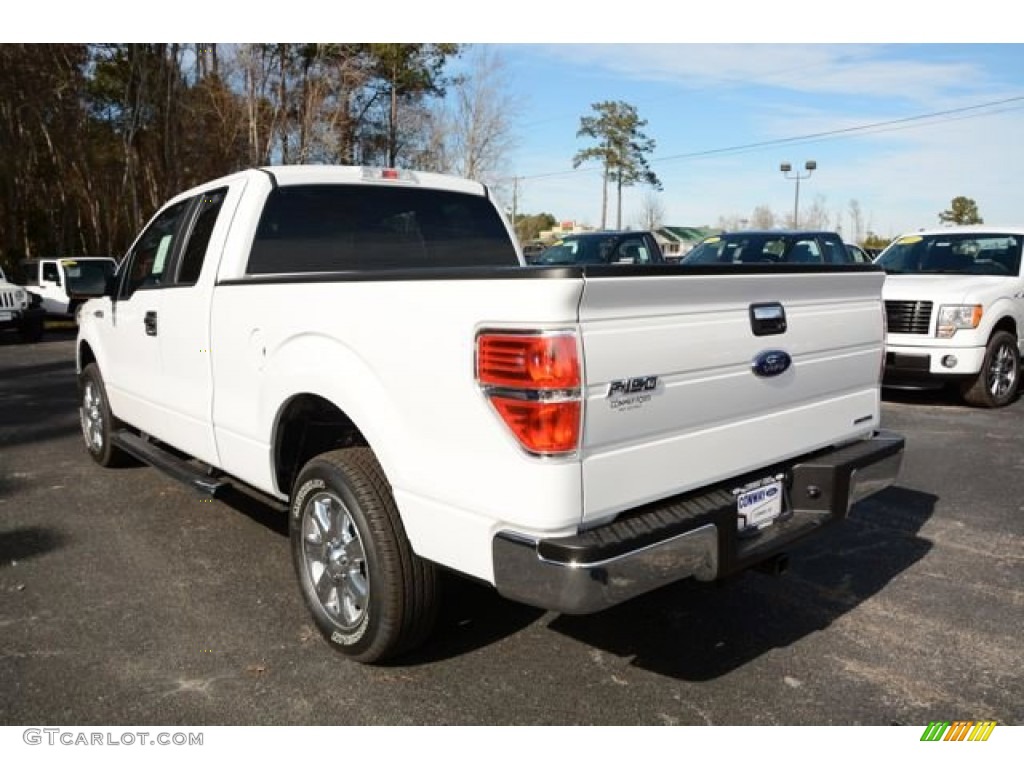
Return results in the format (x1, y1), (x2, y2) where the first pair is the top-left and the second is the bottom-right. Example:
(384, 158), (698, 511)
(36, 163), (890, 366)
(0, 526), (67, 567)
(0, 371), (80, 449)
(541, 485), (937, 681)
(397, 572), (546, 667)
(391, 486), (937, 670)
(882, 383), (1023, 408)
(214, 485), (289, 539)
(0, 327), (77, 347)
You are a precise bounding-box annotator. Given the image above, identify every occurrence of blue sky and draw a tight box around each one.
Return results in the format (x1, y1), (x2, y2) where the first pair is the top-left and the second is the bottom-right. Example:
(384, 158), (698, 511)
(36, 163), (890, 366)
(480, 43), (1024, 238)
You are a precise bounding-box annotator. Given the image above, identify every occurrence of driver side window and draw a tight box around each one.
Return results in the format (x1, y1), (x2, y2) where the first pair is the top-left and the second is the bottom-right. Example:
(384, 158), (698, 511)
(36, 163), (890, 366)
(42, 262), (61, 285)
(612, 238), (650, 264)
(120, 200), (191, 299)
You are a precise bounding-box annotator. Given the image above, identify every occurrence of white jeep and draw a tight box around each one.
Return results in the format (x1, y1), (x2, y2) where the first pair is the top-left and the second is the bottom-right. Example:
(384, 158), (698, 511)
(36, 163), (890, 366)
(0, 265), (45, 343)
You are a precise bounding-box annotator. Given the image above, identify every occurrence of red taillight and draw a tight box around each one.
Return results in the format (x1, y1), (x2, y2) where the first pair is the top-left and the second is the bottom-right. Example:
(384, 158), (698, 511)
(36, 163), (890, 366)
(477, 331), (582, 455)
(381, 168), (400, 179)
(489, 398), (581, 454)
(477, 334), (580, 389)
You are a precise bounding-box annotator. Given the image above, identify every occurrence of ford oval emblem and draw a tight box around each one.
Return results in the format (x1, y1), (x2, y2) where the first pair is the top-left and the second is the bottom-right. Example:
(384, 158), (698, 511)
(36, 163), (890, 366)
(751, 350), (792, 378)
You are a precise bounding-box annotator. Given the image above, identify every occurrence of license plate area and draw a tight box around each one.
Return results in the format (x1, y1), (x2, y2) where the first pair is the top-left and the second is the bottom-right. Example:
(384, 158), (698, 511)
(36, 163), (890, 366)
(735, 476), (785, 532)
(0, 310), (12, 322)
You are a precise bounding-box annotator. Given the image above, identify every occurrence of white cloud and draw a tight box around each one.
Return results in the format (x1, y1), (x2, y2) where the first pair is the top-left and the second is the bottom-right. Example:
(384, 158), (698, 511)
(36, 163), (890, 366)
(529, 44), (997, 103)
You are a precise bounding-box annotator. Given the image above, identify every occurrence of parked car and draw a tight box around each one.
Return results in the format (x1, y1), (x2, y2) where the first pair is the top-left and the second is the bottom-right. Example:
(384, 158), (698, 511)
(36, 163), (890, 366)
(521, 241), (548, 262)
(20, 256), (118, 320)
(682, 230), (855, 265)
(877, 226), (1024, 406)
(846, 243), (874, 264)
(531, 231), (666, 265)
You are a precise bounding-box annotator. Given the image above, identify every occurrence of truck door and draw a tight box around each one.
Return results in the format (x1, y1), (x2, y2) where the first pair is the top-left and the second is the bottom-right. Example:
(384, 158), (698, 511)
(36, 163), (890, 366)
(37, 260), (66, 315)
(103, 199), (191, 436)
(152, 183), (241, 466)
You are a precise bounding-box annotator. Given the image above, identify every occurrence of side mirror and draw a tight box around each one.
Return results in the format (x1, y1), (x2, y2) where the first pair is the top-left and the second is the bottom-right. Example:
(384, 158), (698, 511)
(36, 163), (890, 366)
(104, 274), (120, 300)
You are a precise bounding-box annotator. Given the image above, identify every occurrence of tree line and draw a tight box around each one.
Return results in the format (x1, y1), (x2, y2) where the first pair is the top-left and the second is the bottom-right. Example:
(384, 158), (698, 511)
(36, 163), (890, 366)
(0, 43), (524, 274)
(1, 44), (986, 272)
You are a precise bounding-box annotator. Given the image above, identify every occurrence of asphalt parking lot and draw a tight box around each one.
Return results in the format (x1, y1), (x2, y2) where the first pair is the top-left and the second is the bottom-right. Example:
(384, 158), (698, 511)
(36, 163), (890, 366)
(1, 331), (1022, 726)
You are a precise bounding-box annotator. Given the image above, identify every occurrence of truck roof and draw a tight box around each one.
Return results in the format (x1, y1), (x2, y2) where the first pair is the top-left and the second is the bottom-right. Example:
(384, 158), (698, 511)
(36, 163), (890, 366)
(161, 165), (492, 212)
(895, 225), (1024, 237)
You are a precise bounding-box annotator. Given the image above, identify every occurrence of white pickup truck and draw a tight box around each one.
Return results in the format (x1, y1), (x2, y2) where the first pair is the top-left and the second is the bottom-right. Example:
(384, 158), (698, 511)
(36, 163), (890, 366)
(76, 165), (904, 663)
(877, 226), (1024, 407)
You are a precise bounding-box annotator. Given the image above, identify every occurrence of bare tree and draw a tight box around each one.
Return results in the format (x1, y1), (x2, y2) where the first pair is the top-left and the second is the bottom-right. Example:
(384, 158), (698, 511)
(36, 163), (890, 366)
(793, 194), (830, 229)
(750, 205), (775, 229)
(848, 199), (864, 244)
(449, 48), (519, 185)
(634, 191), (665, 230)
(418, 47), (520, 189)
(716, 214), (745, 231)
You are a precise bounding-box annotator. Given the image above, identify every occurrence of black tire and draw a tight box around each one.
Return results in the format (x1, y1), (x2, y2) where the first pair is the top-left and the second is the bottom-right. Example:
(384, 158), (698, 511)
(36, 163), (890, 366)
(961, 330), (1020, 408)
(18, 318), (43, 343)
(290, 447), (438, 664)
(79, 363), (129, 467)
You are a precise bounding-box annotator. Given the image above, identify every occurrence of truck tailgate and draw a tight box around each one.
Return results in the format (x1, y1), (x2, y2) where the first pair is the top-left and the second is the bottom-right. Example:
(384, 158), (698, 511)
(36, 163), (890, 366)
(578, 269), (886, 524)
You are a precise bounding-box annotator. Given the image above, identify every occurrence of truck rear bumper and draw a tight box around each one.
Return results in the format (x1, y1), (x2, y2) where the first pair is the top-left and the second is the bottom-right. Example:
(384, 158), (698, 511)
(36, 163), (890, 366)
(492, 430), (904, 614)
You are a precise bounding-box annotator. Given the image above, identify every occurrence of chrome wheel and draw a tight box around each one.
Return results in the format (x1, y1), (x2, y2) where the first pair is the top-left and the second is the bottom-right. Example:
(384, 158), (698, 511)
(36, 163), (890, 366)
(300, 492), (369, 629)
(80, 380), (104, 452)
(289, 448), (439, 662)
(987, 341), (1017, 399)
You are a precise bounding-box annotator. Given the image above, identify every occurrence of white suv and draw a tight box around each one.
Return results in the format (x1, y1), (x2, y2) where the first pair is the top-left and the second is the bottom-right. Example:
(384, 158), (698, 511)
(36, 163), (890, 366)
(878, 226), (1024, 407)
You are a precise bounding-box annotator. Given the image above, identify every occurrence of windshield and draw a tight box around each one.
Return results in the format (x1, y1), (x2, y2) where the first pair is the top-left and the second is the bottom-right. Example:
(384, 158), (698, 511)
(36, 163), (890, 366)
(63, 259), (116, 293)
(682, 234), (846, 265)
(877, 233), (1022, 276)
(533, 234), (656, 265)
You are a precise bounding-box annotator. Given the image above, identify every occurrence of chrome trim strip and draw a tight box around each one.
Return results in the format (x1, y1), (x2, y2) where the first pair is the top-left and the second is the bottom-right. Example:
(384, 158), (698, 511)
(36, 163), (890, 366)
(849, 450), (903, 508)
(481, 386), (581, 403)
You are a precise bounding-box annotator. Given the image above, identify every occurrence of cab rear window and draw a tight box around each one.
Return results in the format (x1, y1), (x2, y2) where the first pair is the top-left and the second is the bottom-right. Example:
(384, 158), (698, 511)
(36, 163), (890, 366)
(247, 185), (518, 274)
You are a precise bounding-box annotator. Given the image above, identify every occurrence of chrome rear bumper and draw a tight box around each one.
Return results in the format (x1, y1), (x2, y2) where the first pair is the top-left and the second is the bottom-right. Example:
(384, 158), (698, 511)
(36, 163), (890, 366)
(493, 431), (904, 614)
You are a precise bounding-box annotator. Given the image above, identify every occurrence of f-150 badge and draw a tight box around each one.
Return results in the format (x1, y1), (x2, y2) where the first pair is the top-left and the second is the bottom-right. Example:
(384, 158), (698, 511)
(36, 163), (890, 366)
(607, 376), (658, 411)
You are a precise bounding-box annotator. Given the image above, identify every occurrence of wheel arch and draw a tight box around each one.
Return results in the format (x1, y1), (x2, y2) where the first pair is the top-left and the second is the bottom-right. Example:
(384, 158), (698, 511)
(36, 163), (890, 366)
(271, 392), (371, 498)
(990, 314), (1016, 339)
(78, 339), (97, 374)
(259, 333), (409, 502)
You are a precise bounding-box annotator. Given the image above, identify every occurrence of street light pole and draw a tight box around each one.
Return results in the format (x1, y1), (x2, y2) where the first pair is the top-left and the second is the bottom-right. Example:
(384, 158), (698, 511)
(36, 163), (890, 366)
(780, 160), (816, 227)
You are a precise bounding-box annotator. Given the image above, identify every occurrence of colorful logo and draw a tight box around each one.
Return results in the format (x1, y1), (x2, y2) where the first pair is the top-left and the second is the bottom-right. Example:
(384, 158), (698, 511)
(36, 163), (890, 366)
(920, 721), (996, 742)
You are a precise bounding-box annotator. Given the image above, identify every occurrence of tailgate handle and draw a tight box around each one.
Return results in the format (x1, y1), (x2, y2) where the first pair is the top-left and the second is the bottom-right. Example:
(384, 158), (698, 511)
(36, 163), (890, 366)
(749, 303), (787, 336)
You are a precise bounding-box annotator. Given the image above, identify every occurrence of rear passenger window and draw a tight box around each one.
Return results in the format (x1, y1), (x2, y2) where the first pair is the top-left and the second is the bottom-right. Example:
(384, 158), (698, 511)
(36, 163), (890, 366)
(178, 188), (228, 285)
(247, 185), (518, 274)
